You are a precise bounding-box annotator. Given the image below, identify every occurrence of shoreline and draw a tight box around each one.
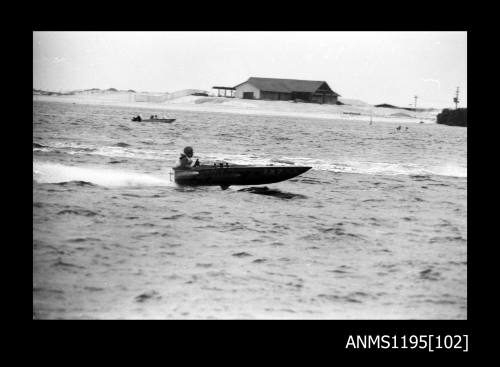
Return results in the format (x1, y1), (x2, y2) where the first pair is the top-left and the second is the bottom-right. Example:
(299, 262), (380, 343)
(33, 94), (438, 124)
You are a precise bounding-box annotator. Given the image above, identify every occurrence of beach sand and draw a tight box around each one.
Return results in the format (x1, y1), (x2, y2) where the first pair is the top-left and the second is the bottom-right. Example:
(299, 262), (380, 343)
(33, 92), (439, 124)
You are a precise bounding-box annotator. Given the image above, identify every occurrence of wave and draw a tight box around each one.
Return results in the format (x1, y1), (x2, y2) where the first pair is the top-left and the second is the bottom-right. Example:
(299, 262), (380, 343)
(33, 141), (175, 161)
(336, 160), (467, 178)
(238, 187), (307, 199)
(57, 208), (100, 216)
(33, 162), (174, 187)
(427, 164), (467, 178)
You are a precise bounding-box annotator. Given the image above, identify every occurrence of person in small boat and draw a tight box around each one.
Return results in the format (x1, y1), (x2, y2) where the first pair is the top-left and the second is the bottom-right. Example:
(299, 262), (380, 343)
(175, 146), (199, 169)
(136, 115), (142, 122)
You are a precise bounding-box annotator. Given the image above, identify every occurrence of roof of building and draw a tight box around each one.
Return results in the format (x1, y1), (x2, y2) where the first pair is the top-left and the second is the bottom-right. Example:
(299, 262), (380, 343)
(212, 86), (236, 90)
(234, 77), (340, 96)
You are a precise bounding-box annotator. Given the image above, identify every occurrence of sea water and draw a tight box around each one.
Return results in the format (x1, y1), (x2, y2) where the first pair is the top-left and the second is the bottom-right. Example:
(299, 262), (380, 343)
(33, 100), (467, 319)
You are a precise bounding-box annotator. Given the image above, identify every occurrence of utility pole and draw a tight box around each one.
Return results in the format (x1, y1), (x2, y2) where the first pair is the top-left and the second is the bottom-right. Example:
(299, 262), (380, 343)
(453, 87), (460, 109)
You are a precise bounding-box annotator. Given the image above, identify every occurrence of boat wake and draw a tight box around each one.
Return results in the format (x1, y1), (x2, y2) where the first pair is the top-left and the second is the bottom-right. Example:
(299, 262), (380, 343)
(33, 162), (174, 187)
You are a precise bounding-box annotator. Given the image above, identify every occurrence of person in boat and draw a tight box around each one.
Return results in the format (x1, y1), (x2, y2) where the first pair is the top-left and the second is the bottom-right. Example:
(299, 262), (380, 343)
(150, 115), (154, 119)
(136, 115), (142, 122)
(175, 146), (199, 169)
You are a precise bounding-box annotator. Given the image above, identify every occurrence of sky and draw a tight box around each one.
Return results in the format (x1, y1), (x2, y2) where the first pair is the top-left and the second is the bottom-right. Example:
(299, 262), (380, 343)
(33, 31), (467, 108)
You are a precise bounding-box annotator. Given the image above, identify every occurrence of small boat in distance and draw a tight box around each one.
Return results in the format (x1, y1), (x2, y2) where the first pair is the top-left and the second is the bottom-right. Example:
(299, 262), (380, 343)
(132, 115), (176, 123)
(173, 164), (312, 190)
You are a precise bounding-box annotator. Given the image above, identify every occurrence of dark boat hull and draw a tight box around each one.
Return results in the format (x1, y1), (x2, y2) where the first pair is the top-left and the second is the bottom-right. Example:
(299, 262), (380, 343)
(173, 165), (311, 187)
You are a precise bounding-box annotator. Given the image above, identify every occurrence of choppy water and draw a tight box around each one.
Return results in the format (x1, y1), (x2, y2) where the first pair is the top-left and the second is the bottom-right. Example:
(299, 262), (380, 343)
(33, 100), (467, 319)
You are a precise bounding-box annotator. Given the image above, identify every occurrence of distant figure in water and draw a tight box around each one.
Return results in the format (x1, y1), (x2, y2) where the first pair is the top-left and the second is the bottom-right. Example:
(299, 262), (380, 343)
(405, 126), (408, 131)
(396, 126), (402, 131)
(150, 115), (154, 119)
(175, 146), (199, 169)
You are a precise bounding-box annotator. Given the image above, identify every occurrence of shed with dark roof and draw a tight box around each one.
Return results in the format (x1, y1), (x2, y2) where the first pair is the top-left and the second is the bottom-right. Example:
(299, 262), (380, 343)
(234, 77), (340, 104)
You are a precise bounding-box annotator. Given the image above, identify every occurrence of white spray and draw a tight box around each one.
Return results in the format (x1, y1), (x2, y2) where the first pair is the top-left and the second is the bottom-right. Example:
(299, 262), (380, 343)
(33, 162), (175, 187)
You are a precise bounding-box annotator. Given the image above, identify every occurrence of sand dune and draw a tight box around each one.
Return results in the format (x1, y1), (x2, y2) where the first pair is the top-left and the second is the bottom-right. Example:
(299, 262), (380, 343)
(33, 90), (439, 124)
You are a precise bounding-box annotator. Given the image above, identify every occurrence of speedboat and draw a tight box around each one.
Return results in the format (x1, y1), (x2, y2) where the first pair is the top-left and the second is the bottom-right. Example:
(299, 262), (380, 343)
(173, 164), (311, 190)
